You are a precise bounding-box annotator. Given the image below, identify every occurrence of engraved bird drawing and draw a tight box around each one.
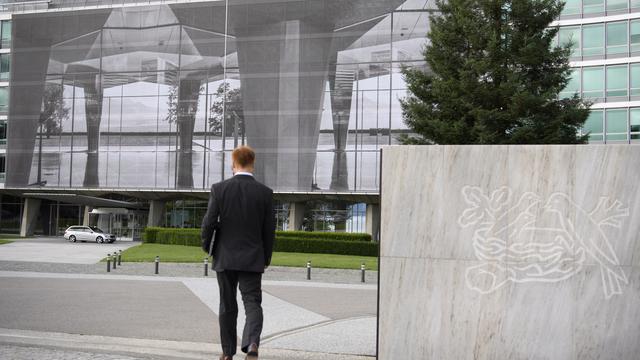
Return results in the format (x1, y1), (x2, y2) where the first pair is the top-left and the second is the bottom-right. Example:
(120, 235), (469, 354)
(543, 193), (629, 299)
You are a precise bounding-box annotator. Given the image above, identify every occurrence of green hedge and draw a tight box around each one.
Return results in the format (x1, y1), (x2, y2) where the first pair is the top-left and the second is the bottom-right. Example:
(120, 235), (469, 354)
(274, 237), (378, 256)
(276, 231), (371, 242)
(142, 227), (377, 256)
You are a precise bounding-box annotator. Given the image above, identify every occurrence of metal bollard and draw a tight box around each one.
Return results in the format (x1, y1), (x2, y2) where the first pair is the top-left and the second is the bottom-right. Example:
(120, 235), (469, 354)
(118, 250), (122, 266)
(112, 253), (117, 269)
(155, 256), (160, 275)
(361, 263), (366, 283)
(306, 260), (311, 280)
(204, 257), (209, 277)
(106, 253), (111, 272)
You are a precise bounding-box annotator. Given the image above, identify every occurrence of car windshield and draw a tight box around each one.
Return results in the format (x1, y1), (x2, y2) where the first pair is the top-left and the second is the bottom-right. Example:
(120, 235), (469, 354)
(89, 226), (104, 233)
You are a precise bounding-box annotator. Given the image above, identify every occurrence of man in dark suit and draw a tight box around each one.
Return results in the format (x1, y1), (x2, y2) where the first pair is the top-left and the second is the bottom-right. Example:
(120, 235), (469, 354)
(201, 146), (275, 360)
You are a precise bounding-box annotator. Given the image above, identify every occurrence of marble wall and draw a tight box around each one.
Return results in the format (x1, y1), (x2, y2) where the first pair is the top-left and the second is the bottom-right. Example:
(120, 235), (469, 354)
(378, 145), (640, 360)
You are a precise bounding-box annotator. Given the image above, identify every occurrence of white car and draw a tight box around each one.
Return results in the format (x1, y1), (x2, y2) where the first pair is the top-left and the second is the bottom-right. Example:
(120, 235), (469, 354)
(64, 226), (116, 243)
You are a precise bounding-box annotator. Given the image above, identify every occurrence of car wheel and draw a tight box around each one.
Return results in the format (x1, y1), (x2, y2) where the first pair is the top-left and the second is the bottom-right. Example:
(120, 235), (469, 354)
(96, 236), (104, 244)
(69, 235), (76, 243)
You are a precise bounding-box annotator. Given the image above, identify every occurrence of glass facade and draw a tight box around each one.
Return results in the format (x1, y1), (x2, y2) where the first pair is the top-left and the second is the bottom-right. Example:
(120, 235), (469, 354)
(4, 0), (430, 193)
(0, 20), (10, 49)
(558, 12), (640, 143)
(581, 107), (640, 141)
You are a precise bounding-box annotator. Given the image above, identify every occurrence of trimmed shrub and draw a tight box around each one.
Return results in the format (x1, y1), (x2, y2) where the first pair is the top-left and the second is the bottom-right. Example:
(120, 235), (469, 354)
(276, 231), (371, 242)
(274, 237), (378, 256)
(142, 227), (377, 256)
(142, 227), (162, 242)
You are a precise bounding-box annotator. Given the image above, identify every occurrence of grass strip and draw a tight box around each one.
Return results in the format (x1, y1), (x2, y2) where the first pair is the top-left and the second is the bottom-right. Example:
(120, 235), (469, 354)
(110, 243), (378, 270)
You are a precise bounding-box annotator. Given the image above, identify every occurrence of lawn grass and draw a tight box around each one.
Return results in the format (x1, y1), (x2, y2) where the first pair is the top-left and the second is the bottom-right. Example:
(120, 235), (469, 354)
(114, 243), (378, 270)
(0, 239), (13, 245)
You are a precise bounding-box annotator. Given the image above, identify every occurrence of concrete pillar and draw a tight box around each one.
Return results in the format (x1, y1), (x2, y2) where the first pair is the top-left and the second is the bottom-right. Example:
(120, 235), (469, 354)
(82, 73), (103, 188)
(20, 198), (42, 237)
(148, 200), (166, 228)
(82, 206), (91, 226)
(287, 202), (305, 231)
(236, 20), (332, 190)
(176, 78), (202, 189)
(366, 204), (380, 242)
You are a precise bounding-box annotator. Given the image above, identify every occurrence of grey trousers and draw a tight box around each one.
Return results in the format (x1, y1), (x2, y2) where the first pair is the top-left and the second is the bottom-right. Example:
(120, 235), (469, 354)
(216, 270), (263, 355)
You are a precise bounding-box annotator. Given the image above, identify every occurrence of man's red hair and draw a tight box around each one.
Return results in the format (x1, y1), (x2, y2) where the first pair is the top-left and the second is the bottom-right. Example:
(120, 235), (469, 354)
(232, 146), (256, 168)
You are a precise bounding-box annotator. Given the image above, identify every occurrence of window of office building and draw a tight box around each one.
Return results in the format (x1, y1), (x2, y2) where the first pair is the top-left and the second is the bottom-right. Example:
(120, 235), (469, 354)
(582, 66), (604, 99)
(0, 87), (7, 113)
(584, 110), (604, 141)
(607, 22), (628, 55)
(606, 65), (628, 97)
(559, 26), (581, 57)
(632, 0), (640, 9)
(561, 68), (581, 98)
(0, 53), (9, 81)
(584, 0), (605, 13)
(0, 155), (4, 181)
(583, 24), (604, 57)
(0, 20), (10, 49)
(607, 0), (628, 11)
(631, 20), (640, 54)
(630, 108), (640, 139)
(563, 0), (582, 15)
(606, 109), (628, 141)
(631, 64), (640, 96)
(0, 120), (5, 145)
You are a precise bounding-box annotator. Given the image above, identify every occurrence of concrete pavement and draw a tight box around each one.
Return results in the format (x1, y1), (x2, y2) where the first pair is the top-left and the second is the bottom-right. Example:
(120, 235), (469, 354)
(0, 237), (379, 358)
(0, 236), (137, 264)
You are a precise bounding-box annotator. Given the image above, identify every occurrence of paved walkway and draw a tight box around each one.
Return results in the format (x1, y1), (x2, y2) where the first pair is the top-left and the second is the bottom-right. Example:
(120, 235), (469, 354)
(0, 236), (137, 264)
(0, 236), (379, 359)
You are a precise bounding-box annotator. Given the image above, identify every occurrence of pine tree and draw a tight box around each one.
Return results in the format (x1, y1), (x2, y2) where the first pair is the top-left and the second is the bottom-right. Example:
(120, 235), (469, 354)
(401, 0), (590, 144)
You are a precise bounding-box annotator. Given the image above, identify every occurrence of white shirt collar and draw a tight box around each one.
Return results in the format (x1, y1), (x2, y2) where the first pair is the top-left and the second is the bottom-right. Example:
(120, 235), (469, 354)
(234, 171), (254, 177)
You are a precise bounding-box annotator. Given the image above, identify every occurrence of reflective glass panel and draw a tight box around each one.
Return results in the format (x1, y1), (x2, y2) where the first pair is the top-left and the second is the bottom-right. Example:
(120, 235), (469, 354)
(0, 54), (9, 81)
(607, 22), (628, 55)
(631, 20), (640, 53)
(0, 121), (6, 145)
(559, 26), (581, 57)
(561, 68), (580, 98)
(630, 108), (640, 133)
(584, 110), (604, 141)
(606, 109), (627, 140)
(583, 24), (604, 56)
(1, 21), (10, 49)
(562, 0), (582, 15)
(606, 65), (628, 97)
(0, 87), (7, 113)
(606, 0), (628, 11)
(630, 63), (640, 95)
(582, 66), (604, 98)
(584, 0), (605, 13)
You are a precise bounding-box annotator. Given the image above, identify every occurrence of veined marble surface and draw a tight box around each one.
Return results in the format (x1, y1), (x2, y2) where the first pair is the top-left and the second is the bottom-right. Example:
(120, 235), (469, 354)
(379, 145), (640, 360)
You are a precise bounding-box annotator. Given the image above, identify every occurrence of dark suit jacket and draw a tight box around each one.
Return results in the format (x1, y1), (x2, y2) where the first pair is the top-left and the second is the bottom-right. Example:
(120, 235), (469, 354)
(201, 174), (275, 273)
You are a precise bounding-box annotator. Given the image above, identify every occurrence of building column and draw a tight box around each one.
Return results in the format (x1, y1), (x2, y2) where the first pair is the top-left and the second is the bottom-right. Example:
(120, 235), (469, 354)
(236, 20), (332, 190)
(147, 200), (166, 227)
(176, 79), (202, 189)
(20, 198), (41, 237)
(82, 74), (103, 188)
(366, 204), (380, 242)
(82, 206), (91, 226)
(287, 202), (305, 231)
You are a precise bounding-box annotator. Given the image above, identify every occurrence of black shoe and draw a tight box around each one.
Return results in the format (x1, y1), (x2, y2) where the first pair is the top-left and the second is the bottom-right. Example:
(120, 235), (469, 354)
(245, 343), (258, 360)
